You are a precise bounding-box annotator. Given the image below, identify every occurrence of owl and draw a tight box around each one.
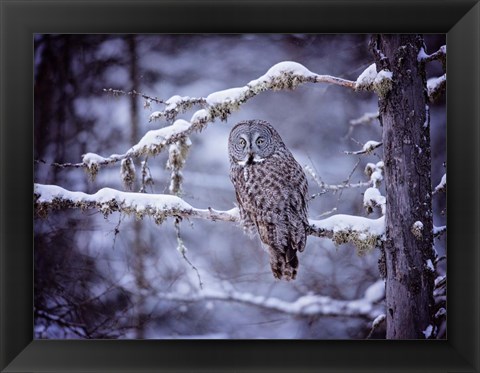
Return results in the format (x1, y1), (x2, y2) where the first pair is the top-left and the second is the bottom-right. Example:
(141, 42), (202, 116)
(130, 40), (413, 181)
(228, 119), (309, 280)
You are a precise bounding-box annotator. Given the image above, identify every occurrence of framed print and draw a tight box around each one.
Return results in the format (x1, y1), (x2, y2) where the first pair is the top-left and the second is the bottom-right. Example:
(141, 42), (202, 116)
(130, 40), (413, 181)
(1, 0), (479, 372)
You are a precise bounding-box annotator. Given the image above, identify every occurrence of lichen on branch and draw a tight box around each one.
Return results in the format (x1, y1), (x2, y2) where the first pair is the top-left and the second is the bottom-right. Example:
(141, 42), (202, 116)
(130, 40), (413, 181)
(34, 183), (387, 249)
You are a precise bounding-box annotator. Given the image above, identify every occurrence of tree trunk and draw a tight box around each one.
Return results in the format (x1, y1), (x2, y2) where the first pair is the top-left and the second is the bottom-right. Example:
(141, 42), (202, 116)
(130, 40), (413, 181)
(371, 35), (435, 339)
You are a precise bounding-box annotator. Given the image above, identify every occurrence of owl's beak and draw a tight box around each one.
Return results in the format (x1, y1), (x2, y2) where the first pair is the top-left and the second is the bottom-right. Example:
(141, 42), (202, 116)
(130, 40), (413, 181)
(245, 152), (254, 166)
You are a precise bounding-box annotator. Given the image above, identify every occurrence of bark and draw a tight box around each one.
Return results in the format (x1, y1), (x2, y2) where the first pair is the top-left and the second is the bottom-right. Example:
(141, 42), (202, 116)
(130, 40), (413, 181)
(371, 35), (435, 339)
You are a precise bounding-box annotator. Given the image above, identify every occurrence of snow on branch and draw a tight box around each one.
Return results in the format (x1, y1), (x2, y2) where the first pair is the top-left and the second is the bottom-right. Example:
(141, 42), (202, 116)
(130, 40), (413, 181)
(433, 173), (446, 195)
(155, 279), (385, 319)
(309, 215), (385, 255)
(34, 183), (386, 246)
(34, 183), (239, 225)
(418, 45), (446, 64)
(355, 63), (393, 98)
(44, 61), (363, 176)
(344, 140), (382, 155)
(427, 74), (446, 102)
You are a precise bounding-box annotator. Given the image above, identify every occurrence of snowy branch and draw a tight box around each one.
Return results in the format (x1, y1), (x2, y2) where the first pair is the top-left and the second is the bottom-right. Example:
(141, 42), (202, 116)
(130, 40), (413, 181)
(433, 173), (446, 195)
(34, 183), (239, 225)
(418, 45), (446, 64)
(354, 63), (393, 98)
(344, 140), (382, 155)
(39, 61), (361, 175)
(155, 279), (385, 319)
(433, 225), (447, 238)
(427, 74), (446, 102)
(34, 183), (386, 246)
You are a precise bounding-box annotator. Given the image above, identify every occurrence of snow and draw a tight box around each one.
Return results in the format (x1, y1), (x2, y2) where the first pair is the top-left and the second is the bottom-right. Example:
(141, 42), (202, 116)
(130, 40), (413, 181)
(375, 69), (393, 83)
(190, 109), (211, 123)
(427, 74), (446, 96)
(422, 324), (434, 338)
(131, 119), (191, 154)
(424, 104), (430, 128)
(82, 152), (108, 167)
(434, 275), (445, 287)
(354, 65), (392, 93)
(248, 61), (317, 86)
(355, 63), (377, 89)
(434, 174), (446, 193)
(206, 87), (249, 105)
(364, 187), (385, 208)
(372, 314), (386, 328)
(413, 221), (424, 230)
(165, 95), (185, 110)
(309, 214), (385, 237)
(426, 259), (435, 272)
(370, 170), (383, 184)
(363, 280), (385, 303)
(417, 47), (429, 61)
(433, 225), (446, 235)
(362, 140), (381, 152)
(435, 307), (446, 318)
(35, 183), (195, 212)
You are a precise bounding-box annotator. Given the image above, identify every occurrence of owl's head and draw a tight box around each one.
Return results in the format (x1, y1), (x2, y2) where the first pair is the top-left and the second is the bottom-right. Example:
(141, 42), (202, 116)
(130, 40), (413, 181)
(228, 120), (284, 166)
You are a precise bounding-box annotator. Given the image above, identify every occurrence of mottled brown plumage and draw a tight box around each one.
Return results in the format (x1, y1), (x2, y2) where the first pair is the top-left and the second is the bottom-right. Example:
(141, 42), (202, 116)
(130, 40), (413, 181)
(228, 120), (308, 280)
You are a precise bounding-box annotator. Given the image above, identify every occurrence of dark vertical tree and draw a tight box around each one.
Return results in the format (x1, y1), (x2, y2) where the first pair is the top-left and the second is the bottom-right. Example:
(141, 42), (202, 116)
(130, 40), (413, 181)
(371, 35), (435, 339)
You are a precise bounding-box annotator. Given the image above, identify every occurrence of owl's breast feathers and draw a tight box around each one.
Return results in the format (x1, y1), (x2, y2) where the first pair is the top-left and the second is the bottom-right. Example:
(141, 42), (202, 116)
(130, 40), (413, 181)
(231, 154), (309, 280)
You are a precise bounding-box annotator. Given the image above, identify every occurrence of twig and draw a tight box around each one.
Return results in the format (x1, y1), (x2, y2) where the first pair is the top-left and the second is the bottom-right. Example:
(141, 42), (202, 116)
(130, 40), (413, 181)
(103, 88), (165, 105)
(174, 217), (203, 289)
(344, 141), (383, 155)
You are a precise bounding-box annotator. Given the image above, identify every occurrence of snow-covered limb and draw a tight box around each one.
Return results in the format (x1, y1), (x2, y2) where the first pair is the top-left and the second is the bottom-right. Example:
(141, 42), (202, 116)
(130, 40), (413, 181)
(34, 183), (239, 225)
(155, 279), (385, 319)
(367, 313), (386, 338)
(34, 183), (386, 244)
(433, 225), (447, 238)
(149, 61), (356, 123)
(149, 95), (206, 122)
(433, 173), (446, 195)
(309, 215), (385, 254)
(44, 62), (360, 174)
(355, 63), (393, 98)
(344, 140), (382, 155)
(418, 45), (446, 64)
(427, 74), (446, 102)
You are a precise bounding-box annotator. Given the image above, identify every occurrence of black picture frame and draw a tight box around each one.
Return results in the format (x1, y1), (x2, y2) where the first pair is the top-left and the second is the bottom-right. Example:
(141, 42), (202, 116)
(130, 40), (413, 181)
(1, 0), (479, 371)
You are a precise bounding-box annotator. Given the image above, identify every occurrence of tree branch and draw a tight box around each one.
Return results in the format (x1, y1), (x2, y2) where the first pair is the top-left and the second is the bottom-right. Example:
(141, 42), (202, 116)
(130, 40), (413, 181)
(418, 45), (446, 64)
(427, 74), (446, 102)
(34, 183), (386, 247)
(38, 61), (359, 174)
(344, 140), (382, 155)
(153, 280), (385, 319)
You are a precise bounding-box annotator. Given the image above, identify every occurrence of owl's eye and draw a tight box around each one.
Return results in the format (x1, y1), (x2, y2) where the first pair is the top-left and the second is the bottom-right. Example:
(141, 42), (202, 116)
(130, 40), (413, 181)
(256, 137), (265, 146)
(239, 138), (247, 148)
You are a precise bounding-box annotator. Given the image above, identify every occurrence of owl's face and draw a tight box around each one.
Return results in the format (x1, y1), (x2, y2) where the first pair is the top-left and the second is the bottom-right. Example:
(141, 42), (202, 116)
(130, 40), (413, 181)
(228, 120), (279, 166)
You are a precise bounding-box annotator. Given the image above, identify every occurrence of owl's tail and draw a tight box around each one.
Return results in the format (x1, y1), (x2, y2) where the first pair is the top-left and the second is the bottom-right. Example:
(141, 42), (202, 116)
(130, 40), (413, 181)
(269, 246), (299, 281)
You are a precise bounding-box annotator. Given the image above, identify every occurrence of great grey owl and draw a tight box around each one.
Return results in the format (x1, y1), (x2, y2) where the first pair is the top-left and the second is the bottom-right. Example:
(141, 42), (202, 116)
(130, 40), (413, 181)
(228, 120), (309, 280)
